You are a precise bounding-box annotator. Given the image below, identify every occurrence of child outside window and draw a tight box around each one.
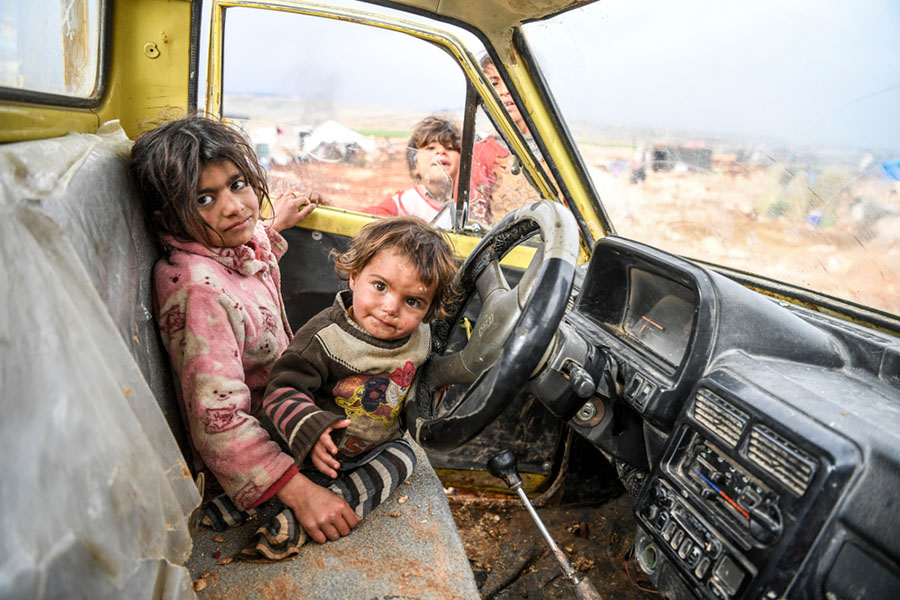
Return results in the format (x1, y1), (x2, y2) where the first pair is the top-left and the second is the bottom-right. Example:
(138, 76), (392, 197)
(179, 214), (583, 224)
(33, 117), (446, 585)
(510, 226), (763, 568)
(470, 55), (545, 226)
(366, 116), (462, 228)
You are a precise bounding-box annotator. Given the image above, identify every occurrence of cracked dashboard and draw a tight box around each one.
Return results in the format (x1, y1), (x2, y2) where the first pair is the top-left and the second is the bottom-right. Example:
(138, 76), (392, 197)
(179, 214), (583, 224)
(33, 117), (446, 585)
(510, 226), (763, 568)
(548, 237), (900, 599)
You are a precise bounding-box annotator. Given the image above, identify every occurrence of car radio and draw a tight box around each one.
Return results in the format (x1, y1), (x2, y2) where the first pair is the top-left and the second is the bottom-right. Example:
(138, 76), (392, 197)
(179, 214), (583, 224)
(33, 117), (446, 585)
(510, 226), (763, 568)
(633, 378), (858, 599)
(637, 475), (753, 598)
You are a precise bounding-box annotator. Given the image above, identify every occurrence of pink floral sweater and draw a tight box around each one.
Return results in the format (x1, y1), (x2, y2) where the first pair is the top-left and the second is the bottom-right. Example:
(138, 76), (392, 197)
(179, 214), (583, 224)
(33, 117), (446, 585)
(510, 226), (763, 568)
(154, 223), (296, 510)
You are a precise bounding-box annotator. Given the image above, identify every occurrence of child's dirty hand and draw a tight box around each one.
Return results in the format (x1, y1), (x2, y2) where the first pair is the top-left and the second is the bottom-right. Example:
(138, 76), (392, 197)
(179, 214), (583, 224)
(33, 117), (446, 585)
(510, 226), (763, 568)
(277, 473), (361, 544)
(270, 189), (325, 232)
(311, 419), (351, 478)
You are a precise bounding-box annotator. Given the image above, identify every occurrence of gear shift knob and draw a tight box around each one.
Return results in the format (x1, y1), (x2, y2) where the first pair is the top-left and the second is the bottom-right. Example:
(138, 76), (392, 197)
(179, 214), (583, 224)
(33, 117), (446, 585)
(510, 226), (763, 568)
(487, 449), (524, 490)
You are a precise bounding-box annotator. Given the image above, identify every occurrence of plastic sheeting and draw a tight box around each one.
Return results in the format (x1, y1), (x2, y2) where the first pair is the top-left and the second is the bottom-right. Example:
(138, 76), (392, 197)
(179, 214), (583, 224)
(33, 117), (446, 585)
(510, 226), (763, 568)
(0, 123), (200, 599)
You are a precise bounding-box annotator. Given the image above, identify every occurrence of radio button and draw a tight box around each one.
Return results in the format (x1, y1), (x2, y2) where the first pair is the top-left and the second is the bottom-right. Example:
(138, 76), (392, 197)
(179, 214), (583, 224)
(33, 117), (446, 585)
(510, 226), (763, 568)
(655, 511), (669, 531)
(671, 529), (685, 549)
(695, 556), (711, 579)
(713, 555), (746, 595)
(678, 538), (693, 559)
(708, 580), (728, 599)
(705, 538), (722, 557)
(688, 546), (703, 567)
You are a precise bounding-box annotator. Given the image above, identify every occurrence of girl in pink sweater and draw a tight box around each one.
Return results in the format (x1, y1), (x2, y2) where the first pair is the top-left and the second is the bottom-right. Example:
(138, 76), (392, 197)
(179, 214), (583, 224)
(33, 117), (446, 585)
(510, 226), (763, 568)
(130, 115), (349, 558)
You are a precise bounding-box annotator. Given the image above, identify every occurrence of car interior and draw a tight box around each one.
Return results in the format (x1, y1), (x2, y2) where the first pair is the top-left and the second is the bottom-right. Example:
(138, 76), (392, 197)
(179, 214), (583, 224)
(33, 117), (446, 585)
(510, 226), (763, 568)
(1, 1), (898, 599)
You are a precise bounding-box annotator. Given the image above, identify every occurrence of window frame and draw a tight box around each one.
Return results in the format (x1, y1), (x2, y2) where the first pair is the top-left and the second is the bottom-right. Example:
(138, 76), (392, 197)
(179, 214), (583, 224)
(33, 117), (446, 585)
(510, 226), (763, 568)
(205, 0), (561, 232)
(0, 0), (110, 108)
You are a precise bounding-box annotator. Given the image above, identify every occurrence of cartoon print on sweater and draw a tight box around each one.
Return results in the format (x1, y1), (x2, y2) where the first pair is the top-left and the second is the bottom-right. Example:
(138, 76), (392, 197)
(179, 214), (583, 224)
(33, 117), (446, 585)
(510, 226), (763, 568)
(244, 300), (283, 366)
(335, 374), (402, 429)
(158, 289), (213, 371)
(332, 360), (417, 456)
(195, 373), (249, 434)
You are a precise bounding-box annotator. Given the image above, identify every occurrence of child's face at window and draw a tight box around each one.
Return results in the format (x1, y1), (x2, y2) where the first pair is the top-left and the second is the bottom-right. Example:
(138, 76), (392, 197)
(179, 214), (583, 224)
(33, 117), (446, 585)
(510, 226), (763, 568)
(413, 140), (460, 187)
(484, 64), (528, 136)
(195, 160), (259, 248)
(348, 249), (437, 341)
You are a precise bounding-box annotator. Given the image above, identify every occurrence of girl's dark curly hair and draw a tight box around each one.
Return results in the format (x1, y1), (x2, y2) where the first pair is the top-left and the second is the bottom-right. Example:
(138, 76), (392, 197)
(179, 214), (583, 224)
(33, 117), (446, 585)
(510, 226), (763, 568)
(130, 114), (269, 245)
(332, 216), (458, 322)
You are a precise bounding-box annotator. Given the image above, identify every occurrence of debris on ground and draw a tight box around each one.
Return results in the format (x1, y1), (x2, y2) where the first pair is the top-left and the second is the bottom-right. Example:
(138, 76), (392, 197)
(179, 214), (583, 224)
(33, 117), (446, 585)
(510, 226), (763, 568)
(448, 488), (658, 598)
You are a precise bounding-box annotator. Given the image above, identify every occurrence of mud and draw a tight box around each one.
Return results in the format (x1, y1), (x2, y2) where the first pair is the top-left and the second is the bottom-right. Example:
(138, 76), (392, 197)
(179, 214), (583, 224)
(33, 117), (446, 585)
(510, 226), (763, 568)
(448, 491), (658, 599)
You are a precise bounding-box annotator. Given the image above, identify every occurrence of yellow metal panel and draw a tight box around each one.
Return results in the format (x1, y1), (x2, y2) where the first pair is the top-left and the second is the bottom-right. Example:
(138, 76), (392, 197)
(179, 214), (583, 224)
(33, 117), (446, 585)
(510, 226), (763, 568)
(435, 467), (549, 496)
(292, 206), (538, 269)
(0, 103), (100, 143)
(101, 0), (194, 139)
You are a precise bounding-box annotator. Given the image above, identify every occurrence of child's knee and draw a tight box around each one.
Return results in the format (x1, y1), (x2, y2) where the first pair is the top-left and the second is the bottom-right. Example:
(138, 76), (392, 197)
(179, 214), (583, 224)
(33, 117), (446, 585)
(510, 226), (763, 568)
(389, 441), (417, 480)
(406, 447), (418, 475)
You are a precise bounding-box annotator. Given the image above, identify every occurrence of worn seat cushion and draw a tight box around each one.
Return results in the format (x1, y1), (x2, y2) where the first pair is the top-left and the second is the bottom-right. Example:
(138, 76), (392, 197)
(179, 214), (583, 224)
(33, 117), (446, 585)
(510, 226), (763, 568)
(187, 442), (478, 599)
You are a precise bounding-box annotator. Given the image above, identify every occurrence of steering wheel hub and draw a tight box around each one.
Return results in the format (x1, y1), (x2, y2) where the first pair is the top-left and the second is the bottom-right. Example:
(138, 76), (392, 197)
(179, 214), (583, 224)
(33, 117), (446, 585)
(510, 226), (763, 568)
(408, 201), (581, 450)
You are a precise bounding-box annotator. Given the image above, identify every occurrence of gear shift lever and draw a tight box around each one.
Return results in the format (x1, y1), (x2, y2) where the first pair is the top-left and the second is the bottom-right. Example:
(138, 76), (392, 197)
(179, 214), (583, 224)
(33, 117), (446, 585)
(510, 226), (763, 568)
(487, 450), (602, 600)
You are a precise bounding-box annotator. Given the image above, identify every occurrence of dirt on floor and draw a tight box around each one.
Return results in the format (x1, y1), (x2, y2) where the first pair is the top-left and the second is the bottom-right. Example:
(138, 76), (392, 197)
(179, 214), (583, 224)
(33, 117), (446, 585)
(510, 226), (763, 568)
(447, 489), (659, 599)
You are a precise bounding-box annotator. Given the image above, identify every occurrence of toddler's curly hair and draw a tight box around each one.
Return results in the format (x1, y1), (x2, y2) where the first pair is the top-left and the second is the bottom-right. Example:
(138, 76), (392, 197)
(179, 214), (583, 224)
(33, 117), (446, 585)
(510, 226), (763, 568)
(333, 216), (458, 322)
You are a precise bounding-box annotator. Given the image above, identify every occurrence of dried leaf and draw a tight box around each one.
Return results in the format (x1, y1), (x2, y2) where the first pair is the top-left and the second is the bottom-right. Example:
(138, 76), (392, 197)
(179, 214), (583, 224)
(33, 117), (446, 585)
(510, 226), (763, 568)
(192, 579), (208, 591)
(574, 557), (596, 572)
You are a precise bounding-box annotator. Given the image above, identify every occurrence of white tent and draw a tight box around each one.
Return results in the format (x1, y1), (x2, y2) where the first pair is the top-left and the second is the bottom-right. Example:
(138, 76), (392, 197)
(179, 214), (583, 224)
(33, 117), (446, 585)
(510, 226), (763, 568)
(303, 120), (377, 161)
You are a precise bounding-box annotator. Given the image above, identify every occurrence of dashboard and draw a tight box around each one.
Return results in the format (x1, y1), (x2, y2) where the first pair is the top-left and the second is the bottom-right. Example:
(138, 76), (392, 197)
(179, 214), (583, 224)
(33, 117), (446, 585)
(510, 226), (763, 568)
(536, 236), (900, 600)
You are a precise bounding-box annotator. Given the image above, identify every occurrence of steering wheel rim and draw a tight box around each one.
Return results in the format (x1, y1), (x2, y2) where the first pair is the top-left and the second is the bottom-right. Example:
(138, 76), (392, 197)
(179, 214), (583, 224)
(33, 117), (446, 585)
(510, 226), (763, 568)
(408, 200), (580, 450)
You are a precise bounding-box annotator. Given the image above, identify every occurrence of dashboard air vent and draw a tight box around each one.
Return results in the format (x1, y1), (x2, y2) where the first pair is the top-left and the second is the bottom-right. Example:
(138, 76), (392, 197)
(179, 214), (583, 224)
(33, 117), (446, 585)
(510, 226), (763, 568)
(692, 389), (748, 447)
(748, 425), (816, 496)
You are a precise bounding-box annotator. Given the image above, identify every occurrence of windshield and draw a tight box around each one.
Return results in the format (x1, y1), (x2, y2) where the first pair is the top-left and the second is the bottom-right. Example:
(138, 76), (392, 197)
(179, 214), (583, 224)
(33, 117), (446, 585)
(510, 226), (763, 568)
(524, 0), (900, 316)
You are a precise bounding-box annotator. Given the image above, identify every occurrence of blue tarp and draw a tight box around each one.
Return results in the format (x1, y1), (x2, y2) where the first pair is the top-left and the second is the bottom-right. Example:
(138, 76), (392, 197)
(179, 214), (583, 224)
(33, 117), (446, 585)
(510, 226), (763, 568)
(882, 157), (900, 181)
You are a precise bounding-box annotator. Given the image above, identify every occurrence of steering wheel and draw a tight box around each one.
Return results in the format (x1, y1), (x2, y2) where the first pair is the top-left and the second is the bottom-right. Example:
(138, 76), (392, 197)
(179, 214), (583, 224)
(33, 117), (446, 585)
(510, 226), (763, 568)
(408, 200), (581, 450)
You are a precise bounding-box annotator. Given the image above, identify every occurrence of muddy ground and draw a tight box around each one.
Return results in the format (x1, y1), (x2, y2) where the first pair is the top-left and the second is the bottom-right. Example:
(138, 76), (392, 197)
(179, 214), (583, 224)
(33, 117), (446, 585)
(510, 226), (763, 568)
(442, 437), (659, 600)
(448, 492), (658, 599)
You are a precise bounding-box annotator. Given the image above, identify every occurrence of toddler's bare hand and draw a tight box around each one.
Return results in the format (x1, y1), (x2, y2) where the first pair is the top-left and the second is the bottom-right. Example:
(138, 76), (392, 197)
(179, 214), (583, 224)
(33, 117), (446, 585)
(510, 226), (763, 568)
(311, 419), (351, 479)
(277, 473), (361, 544)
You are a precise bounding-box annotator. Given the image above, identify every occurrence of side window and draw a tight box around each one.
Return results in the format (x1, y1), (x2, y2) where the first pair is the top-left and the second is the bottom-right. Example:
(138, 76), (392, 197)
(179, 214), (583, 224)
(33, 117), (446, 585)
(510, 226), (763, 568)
(218, 7), (547, 232)
(0, 0), (102, 99)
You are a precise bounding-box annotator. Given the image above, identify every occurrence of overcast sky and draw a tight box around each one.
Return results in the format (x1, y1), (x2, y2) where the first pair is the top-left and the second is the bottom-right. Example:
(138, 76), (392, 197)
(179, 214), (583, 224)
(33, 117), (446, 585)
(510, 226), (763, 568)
(525, 0), (900, 151)
(217, 0), (899, 152)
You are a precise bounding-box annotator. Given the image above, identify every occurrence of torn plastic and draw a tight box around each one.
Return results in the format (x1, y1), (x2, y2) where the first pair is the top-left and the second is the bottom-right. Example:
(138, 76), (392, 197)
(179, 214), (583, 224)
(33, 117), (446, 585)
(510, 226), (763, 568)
(0, 123), (200, 599)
